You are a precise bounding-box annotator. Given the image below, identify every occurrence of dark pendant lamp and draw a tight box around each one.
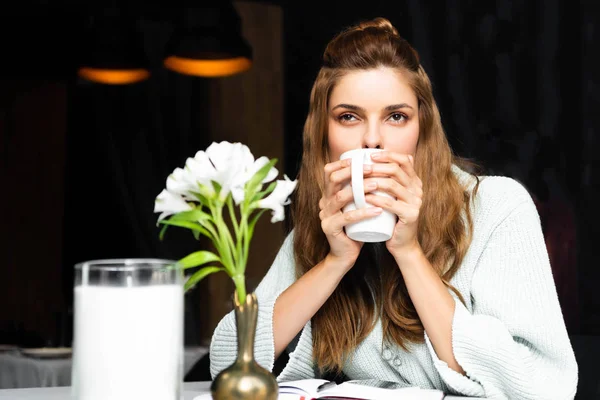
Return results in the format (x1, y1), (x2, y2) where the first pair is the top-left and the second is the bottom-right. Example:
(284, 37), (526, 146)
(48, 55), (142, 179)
(78, 11), (150, 85)
(164, 3), (252, 78)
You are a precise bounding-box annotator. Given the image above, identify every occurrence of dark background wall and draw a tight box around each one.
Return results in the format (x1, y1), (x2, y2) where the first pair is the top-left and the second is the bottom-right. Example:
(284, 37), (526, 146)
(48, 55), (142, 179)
(0, 1), (287, 347)
(0, 0), (598, 355)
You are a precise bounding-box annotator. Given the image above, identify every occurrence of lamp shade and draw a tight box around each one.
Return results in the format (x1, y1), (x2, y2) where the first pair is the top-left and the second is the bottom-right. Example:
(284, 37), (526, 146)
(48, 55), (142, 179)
(164, 4), (252, 78)
(78, 13), (150, 85)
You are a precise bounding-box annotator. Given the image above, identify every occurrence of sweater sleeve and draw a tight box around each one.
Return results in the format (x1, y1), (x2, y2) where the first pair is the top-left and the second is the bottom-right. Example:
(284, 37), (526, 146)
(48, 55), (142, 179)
(209, 231), (316, 381)
(425, 183), (578, 399)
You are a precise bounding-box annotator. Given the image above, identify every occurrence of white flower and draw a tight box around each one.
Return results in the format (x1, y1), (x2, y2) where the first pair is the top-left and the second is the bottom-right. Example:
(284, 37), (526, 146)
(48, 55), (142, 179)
(206, 142), (254, 200)
(166, 167), (198, 201)
(258, 175), (297, 222)
(231, 156), (278, 205)
(154, 189), (193, 222)
(184, 151), (218, 197)
(250, 156), (279, 183)
(166, 142), (280, 205)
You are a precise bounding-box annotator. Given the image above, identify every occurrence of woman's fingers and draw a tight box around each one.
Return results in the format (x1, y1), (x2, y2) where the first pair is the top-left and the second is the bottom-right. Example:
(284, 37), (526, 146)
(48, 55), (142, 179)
(371, 151), (417, 179)
(368, 162), (411, 187)
(325, 160), (373, 192)
(370, 152), (423, 192)
(319, 182), (379, 219)
(323, 158), (350, 176)
(320, 159), (374, 215)
(321, 206), (383, 236)
(365, 194), (420, 224)
(364, 177), (422, 205)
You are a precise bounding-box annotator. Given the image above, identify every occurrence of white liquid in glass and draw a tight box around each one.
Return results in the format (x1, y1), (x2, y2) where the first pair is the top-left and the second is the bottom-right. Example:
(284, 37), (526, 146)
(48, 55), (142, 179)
(73, 285), (183, 400)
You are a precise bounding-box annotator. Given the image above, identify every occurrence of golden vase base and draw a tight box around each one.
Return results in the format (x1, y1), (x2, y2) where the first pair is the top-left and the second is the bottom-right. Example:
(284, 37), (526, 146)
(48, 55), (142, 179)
(211, 293), (278, 400)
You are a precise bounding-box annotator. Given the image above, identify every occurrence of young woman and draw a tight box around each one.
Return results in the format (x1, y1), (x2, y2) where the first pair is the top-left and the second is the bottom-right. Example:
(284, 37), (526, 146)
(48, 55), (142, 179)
(210, 18), (578, 399)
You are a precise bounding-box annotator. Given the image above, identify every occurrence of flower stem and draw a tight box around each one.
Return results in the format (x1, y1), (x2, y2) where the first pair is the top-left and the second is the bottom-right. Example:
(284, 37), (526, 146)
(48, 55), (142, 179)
(238, 201), (249, 275)
(228, 197), (244, 268)
(242, 218), (250, 275)
(233, 274), (246, 304)
(227, 196), (240, 239)
(215, 200), (237, 269)
(207, 198), (235, 276)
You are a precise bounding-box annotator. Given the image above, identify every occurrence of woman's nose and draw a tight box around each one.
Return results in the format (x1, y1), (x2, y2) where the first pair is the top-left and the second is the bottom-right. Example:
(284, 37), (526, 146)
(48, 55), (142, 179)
(362, 122), (382, 149)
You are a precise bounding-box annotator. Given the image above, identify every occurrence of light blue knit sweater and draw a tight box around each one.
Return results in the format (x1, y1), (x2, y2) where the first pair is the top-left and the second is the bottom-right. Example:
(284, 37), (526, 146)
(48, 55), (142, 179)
(210, 167), (578, 399)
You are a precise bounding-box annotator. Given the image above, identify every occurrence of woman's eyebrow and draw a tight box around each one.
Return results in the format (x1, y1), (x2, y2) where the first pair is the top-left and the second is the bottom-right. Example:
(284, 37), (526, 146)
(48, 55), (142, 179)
(331, 103), (414, 112)
(384, 103), (414, 111)
(331, 103), (365, 112)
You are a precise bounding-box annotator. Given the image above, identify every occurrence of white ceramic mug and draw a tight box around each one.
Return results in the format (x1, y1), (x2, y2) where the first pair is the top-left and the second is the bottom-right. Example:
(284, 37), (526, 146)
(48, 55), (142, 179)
(340, 148), (397, 242)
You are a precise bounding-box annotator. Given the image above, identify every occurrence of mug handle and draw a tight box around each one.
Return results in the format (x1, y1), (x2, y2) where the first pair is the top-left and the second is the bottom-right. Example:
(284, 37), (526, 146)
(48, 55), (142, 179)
(351, 152), (367, 209)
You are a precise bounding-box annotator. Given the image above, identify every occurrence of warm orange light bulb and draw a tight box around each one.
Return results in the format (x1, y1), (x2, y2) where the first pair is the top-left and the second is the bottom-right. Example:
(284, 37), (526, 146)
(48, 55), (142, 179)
(163, 56), (251, 77)
(78, 68), (150, 85)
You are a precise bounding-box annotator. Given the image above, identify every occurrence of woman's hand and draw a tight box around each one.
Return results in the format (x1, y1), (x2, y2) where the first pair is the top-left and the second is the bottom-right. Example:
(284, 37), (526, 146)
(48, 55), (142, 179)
(363, 152), (423, 258)
(319, 158), (382, 270)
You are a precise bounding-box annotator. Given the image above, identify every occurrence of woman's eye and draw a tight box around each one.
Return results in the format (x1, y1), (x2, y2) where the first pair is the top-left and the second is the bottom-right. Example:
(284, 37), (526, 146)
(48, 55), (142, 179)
(339, 113), (358, 122)
(389, 113), (406, 122)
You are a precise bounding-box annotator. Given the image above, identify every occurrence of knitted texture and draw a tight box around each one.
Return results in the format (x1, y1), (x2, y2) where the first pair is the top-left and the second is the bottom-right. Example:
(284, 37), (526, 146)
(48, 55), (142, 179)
(209, 167), (578, 400)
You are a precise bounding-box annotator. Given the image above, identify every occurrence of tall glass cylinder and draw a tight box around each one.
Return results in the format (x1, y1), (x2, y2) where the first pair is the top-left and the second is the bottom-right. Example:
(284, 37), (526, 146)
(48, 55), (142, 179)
(72, 259), (184, 400)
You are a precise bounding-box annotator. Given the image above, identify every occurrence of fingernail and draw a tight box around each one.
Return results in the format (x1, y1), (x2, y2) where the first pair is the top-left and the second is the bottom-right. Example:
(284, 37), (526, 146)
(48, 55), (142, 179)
(366, 181), (377, 189)
(409, 155), (414, 163)
(364, 165), (372, 172)
(371, 152), (381, 159)
(371, 207), (383, 214)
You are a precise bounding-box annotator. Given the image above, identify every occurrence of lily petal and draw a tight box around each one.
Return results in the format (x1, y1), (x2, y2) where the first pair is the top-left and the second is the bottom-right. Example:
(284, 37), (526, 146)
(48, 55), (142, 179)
(184, 153), (217, 197)
(258, 175), (298, 222)
(154, 189), (193, 222)
(206, 141), (255, 199)
(252, 156), (279, 183)
(166, 168), (198, 201)
(230, 156), (278, 205)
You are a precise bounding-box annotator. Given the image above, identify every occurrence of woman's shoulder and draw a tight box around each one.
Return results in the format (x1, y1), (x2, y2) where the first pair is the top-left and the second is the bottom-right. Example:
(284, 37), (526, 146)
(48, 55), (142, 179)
(273, 229), (295, 263)
(452, 164), (535, 216)
(477, 175), (532, 203)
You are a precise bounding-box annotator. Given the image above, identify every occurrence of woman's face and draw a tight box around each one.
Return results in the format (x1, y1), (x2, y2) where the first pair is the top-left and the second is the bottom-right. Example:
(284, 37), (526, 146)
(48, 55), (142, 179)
(327, 67), (420, 162)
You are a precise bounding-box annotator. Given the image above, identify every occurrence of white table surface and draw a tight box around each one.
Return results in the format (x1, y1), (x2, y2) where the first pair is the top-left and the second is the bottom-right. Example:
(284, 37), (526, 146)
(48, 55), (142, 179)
(0, 347), (208, 389)
(0, 381), (479, 399)
(0, 381), (212, 399)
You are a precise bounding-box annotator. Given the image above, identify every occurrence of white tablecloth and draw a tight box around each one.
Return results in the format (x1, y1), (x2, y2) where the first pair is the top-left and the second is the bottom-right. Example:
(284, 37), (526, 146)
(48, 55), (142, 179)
(0, 381), (212, 399)
(0, 347), (208, 389)
(0, 382), (479, 399)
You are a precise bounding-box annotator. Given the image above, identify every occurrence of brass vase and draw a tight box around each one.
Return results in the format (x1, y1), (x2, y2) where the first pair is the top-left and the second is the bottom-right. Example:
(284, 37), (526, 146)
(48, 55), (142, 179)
(211, 292), (278, 400)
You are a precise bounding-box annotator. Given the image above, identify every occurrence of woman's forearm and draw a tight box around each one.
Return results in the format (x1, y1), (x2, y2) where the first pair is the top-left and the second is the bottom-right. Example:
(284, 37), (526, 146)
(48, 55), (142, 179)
(393, 246), (465, 374)
(272, 254), (351, 358)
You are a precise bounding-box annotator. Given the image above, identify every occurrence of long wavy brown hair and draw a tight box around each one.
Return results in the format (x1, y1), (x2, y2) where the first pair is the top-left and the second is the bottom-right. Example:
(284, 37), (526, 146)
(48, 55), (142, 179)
(290, 17), (481, 375)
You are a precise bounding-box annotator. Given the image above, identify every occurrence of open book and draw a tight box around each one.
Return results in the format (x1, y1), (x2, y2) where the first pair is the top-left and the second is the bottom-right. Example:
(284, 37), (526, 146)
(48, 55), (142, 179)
(278, 379), (445, 400)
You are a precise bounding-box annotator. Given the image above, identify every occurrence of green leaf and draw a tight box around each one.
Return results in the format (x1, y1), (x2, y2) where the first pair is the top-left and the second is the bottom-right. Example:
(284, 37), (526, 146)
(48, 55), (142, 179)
(248, 209), (268, 239)
(252, 180), (277, 203)
(159, 219), (212, 238)
(193, 190), (210, 205)
(159, 223), (170, 240)
(246, 158), (278, 193)
(170, 209), (211, 223)
(184, 266), (224, 291)
(211, 181), (223, 196)
(178, 251), (221, 269)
